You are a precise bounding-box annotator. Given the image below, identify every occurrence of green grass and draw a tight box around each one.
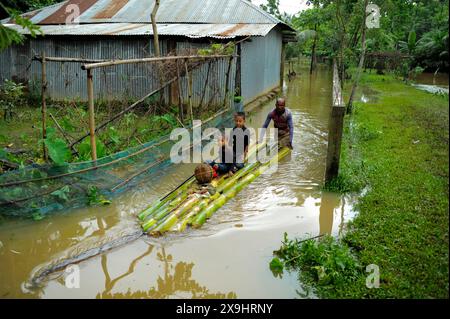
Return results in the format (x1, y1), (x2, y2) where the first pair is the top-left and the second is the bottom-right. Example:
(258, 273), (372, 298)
(276, 72), (449, 298)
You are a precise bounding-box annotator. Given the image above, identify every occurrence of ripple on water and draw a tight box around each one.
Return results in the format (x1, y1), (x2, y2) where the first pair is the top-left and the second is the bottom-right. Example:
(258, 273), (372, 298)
(1, 63), (360, 299)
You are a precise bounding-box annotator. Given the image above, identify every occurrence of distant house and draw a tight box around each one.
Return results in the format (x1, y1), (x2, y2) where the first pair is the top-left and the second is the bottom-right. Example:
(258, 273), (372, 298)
(0, 0), (295, 107)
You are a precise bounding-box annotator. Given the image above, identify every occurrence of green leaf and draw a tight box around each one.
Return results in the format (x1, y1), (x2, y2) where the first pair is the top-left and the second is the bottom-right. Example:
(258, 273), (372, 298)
(45, 137), (71, 165)
(269, 257), (284, 277)
(60, 117), (76, 133)
(0, 4), (42, 51)
(96, 139), (106, 158)
(161, 114), (177, 127)
(108, 126), (120, 145)
(77, 137), (106, 160)
(51, 185), (70, 202)
(87, 185), (111, 206)
(32, 212), (44, 221)
(0, 149), (7, 160)
(98, 199), (112, 205)
(45, 126), (57, 138)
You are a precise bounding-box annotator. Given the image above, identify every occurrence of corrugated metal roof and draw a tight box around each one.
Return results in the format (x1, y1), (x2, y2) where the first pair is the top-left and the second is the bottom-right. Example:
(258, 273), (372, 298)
(4, 0), (286, 25)
(3, 23), (277, 38)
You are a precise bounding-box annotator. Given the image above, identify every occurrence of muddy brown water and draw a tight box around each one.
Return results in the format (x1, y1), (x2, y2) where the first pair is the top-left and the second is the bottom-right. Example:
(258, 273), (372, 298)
(412, 72), (449, 94)
(0, 64), (357, 299)
(414, 72), (449, 88)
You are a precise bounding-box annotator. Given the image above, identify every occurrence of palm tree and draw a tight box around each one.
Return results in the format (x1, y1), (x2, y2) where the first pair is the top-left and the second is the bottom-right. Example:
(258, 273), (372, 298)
(416, 29), (449, 70)
(399, 30), (417, 56)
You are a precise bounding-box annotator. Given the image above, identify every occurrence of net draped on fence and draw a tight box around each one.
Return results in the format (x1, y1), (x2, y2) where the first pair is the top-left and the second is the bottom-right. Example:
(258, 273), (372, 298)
(0, 108), (235, 218)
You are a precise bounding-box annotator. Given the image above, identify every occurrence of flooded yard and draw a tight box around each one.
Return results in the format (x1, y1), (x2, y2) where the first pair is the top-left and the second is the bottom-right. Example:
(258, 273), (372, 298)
(0, 64), (357, 299)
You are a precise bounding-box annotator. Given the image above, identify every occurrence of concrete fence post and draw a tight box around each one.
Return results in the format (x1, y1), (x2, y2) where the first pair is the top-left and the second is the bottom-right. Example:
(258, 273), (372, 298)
(325, 61), (346, 182)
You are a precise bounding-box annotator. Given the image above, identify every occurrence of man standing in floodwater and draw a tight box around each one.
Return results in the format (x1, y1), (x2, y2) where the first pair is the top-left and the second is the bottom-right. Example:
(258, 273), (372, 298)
(261, 97), (294, 149)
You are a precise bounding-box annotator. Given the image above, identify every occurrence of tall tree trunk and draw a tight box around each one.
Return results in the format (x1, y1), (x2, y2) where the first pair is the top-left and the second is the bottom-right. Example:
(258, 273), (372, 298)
(151, 0), (163, 104)
(151, 0), (160, 57)
(335, 0), (347, 87)
(347, 0), (369, 114)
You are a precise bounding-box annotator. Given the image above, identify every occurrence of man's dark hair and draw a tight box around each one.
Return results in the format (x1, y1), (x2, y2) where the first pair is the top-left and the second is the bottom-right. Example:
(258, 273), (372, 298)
(276, 97), (286, 106)
(235, 112), (246, 120)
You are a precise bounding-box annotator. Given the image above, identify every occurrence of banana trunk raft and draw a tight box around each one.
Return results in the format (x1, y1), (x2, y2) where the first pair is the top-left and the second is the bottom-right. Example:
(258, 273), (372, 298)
(137, 146), (291, 237)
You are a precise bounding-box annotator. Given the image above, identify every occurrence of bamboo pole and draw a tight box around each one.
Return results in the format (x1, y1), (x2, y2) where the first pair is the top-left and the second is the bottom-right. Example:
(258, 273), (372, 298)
(70, 76), (178, 148)
(148, 195), (201, 235)
(86, 69), (97, 161)
(184, 59), (194, 122)
(137, 176), (195, 221)
(139, 142), (270, 234)
(81, 55), (234, 70)
(33, 56), (106, 63)
(176, 60), (184, 123)
(41, 51), (48, 161)
(192, 147), (291, 229)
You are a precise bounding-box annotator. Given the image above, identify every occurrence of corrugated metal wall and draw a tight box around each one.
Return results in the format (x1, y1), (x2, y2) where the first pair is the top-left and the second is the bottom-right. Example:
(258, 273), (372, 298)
(176, 41), (236, 110)
(0, 37), (166, 101)
(241, 27), (281, 104)
(0, 31), (279, 108)
(0, 36), (238, 109)
(0, 41), (31, 84)
(28, 37), (168, 101)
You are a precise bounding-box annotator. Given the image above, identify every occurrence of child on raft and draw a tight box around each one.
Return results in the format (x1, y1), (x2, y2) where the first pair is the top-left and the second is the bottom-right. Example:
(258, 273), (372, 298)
(208, 112), (250, 177)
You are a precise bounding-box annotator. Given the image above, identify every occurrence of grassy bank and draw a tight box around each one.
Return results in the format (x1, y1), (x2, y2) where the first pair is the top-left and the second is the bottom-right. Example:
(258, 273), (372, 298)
(272, 72), (449, 298)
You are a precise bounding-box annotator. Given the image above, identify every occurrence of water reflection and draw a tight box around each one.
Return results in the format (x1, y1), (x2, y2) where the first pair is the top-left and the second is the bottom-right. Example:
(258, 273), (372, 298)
(96, 245), (236, 299)
(319, 192), (341, 235)
(1, 62), (356, 299)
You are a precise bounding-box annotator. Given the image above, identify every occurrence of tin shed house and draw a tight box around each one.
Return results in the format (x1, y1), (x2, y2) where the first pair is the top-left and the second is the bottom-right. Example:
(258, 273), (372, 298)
(0, 0), (296, 107)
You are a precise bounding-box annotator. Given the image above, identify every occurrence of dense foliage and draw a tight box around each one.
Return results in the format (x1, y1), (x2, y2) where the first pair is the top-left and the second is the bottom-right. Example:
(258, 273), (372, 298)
(278, 0), (449, 72)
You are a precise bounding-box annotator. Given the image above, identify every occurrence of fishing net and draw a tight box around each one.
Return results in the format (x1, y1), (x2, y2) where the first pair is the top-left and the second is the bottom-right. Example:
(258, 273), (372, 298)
(0, 108), (235, 219)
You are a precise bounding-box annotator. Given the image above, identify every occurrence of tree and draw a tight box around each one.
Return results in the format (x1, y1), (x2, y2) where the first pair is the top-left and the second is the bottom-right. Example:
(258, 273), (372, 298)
(290, 0), (449, 74)
(291, 7), (325, 74)
(260, 0), (283, 21)
(0, 3), (42, 51)
(347, 0), (369, 113)
(416, 29), (449, 71)
(151, 0), (160, 57)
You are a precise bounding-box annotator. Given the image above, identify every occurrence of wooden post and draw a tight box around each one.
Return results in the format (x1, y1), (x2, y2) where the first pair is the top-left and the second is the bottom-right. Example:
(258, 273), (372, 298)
(176, 60), (184, 123)
(184, 59), (193, 122)
(41, 51), (48, 161)
(86, 69), (97, 161)
(198, 60), (212, 110)
(168, 40), (178, 106)
(325, 61), (346, 182)
(223, 56), (233, 109)
(280, 42), (286, 90)
(234, 43), (242, 97)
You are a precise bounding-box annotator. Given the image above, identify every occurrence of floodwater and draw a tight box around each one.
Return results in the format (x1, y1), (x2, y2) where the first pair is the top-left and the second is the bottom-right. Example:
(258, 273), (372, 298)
(0, 64), (357, 299)
(412, 72), (449, 94)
